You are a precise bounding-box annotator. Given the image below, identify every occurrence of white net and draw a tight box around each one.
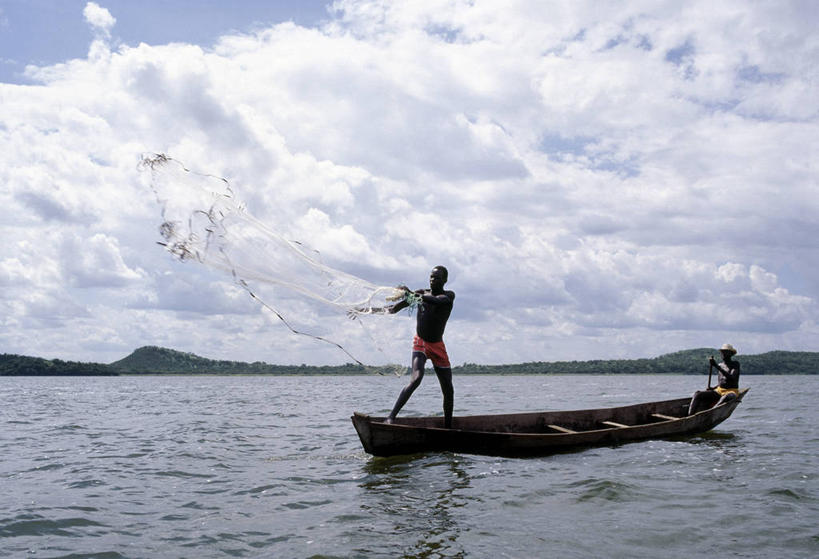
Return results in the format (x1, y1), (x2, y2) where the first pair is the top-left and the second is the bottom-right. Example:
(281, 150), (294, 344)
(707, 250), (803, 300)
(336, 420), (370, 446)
(140, 153), (416, 369)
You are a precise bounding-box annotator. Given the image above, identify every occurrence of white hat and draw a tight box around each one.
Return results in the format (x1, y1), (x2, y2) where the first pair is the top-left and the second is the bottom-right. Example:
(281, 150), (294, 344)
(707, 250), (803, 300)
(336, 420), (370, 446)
(719, 343), (737, 355)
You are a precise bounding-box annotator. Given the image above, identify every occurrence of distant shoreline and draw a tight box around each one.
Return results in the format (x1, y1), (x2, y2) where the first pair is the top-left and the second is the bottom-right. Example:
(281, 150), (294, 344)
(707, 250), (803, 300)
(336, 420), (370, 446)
(2, 345), (817, 376)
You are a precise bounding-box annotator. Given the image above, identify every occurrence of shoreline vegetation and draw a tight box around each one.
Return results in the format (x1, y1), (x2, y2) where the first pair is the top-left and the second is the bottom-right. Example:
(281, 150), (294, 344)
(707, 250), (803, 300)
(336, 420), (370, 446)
(1, 345), (817, 376)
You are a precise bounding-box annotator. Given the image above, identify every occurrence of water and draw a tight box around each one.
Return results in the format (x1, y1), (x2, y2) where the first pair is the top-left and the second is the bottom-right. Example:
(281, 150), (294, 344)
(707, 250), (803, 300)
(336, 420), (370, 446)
(1, 374), (817, 558)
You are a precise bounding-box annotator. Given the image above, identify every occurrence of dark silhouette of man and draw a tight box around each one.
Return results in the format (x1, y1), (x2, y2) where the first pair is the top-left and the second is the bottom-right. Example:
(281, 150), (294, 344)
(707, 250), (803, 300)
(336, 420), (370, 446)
(386, 266), (455, 428)
(688, 343), (741, 415)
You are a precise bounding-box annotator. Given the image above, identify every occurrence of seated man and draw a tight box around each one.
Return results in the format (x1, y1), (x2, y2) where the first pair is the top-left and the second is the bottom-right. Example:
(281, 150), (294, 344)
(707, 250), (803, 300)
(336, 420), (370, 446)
(688, 343), (741, 415)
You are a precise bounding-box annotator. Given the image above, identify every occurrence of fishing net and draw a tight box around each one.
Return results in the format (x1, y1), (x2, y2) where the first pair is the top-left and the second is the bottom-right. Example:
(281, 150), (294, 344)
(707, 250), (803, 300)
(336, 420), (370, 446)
(139, 153), (419, 370)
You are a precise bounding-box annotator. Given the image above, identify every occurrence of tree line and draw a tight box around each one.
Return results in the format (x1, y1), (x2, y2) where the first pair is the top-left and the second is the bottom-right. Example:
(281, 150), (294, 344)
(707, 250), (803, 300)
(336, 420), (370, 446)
(2, 346), (817, 376)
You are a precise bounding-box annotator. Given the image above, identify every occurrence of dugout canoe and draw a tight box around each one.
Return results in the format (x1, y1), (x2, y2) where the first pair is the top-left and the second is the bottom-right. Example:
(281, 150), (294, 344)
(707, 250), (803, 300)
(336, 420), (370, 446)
(351, 388), (749, 457)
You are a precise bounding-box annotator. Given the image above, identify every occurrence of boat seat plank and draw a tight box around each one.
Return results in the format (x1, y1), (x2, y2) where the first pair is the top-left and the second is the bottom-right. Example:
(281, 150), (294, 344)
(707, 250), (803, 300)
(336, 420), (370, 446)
(601, 420), (630, 429)
(547, 424), (577, 434)
(651, 413), (679, 421)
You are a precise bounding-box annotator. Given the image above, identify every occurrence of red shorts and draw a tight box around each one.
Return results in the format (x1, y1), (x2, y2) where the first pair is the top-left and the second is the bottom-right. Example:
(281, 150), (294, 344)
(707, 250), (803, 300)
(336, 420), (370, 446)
(412, 335), (451, 368)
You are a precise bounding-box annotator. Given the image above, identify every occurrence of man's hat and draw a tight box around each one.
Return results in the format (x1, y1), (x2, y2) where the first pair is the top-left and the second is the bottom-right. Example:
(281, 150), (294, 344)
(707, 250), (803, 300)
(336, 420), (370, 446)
(719, 343), (737, 355)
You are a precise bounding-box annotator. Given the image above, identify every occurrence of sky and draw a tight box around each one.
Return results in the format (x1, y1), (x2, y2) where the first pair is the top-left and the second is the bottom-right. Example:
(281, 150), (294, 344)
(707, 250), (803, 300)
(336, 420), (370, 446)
(1, 0), (817, 366)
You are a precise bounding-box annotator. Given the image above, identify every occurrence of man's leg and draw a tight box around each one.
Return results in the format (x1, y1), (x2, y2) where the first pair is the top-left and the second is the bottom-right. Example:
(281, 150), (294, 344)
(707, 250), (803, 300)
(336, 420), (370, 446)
(434, 366), (454, 428)
(716, 392), (738, 406)
(688, 389), (719, 415)
(387, 352), (426, 423)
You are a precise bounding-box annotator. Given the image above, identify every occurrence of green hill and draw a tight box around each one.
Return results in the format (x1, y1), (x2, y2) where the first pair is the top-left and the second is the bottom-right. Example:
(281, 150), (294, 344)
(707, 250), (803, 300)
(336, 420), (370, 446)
(108, 345), (371, 375)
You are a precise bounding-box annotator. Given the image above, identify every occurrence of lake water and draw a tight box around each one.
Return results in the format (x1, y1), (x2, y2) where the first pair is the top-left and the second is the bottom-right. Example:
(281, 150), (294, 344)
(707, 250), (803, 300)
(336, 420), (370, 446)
(1, 374), (817, 558)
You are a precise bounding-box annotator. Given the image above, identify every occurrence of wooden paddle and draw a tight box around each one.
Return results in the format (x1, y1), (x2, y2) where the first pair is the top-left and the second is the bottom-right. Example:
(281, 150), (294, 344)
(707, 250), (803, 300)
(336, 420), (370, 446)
(707, 359), (714, 389)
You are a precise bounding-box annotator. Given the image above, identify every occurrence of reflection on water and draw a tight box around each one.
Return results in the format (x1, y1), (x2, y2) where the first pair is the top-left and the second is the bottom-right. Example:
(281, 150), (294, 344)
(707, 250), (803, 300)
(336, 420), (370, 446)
(360, 454), (472, 558)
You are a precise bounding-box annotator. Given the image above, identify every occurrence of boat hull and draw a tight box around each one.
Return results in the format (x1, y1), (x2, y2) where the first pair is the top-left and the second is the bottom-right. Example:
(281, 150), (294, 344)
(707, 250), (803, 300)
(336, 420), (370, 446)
(352, 389), (748, 457)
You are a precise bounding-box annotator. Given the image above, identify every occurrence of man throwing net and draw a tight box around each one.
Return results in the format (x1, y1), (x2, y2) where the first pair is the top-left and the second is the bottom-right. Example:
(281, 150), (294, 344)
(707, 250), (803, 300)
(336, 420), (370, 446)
(385, 266), (455, 428)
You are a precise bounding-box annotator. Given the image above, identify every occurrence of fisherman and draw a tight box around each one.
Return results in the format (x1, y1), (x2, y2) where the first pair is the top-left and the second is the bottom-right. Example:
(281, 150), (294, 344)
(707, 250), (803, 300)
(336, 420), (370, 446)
(688, 343), (741, 415)
(385, 266), (455, 428)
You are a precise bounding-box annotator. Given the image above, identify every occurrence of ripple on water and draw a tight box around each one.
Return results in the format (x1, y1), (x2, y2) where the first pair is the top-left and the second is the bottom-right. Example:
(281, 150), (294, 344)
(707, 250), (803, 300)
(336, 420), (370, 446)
(153, 469), (211, 479)
(0, 514), (107, 537)
(67, 479), (106, 489)
(280, 499), (333, 510)
(44, 553), (127, 559)
(25, 462), (64, 473)
(233, 483), (286, 496)
(568, 477), (644, 503)
(767, 487), (809, 501)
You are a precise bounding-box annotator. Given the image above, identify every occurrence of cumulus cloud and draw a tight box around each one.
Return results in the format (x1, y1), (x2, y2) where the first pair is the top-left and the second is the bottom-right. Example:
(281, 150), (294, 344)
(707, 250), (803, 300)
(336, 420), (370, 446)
(83, 2), (116, 36)
(0, 0), (816, 363)
(61, 233), (144, 288)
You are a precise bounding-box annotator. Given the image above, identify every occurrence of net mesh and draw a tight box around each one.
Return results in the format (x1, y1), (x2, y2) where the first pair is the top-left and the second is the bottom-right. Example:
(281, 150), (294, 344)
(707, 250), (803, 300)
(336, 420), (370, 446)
(139, 153), (415, 369)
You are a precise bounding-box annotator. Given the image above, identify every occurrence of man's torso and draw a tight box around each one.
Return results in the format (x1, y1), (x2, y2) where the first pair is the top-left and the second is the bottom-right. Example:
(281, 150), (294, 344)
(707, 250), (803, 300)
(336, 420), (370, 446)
(717, 360), (740, 388)
(416, 290), (454, 342)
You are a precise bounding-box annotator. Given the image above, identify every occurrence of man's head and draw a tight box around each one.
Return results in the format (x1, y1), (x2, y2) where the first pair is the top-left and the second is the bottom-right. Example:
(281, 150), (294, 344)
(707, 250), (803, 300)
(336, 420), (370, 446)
(719, 343), (737, 358)
(429, 266), (448, 291)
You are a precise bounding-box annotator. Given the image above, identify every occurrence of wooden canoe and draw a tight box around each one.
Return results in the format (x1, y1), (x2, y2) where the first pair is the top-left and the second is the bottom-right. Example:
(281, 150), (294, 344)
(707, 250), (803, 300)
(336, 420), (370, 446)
(352, 388), (749, 457)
